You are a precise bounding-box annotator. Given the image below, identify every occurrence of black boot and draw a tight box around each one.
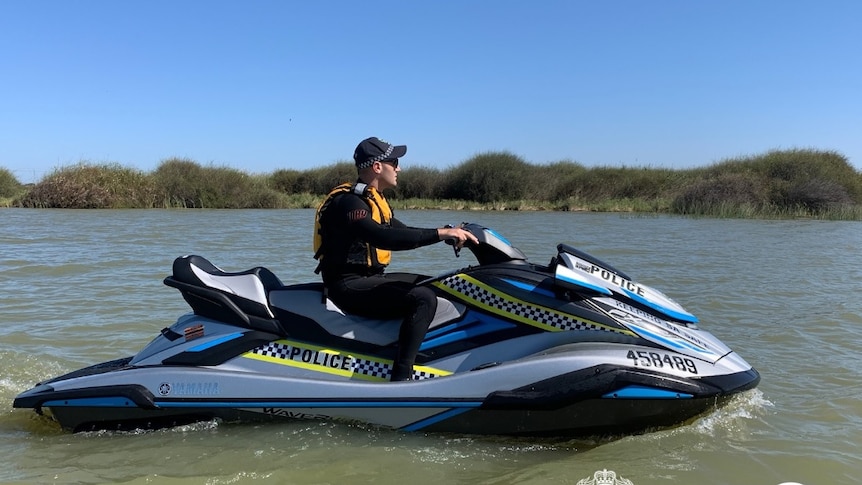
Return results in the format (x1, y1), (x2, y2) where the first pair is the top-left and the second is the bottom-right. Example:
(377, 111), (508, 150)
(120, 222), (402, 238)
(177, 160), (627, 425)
(390, 361), (413, 381)
(390, 286), (436, 382)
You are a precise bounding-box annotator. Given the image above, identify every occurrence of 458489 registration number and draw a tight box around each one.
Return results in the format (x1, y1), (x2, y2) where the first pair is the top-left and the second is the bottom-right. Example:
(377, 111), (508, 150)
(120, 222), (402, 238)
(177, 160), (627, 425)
(626, 350), (698, 374)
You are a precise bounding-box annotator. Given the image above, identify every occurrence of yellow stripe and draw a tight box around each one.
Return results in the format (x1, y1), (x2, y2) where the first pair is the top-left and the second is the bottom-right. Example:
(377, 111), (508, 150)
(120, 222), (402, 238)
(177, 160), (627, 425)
(243, 346), (358, 378)
(242, 339), (452, 381)
(413, 364), (453, 377)
(433, 274), (633, 336)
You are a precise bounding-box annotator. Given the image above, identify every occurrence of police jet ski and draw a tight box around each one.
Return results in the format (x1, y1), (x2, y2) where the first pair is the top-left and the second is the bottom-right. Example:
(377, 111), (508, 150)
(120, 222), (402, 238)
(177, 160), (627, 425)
(13, 223), (759, 437)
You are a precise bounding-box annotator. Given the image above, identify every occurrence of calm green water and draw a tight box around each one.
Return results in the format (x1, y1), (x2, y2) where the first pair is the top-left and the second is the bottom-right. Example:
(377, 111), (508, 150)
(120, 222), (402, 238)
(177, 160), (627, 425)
(1, 209), (860, 485)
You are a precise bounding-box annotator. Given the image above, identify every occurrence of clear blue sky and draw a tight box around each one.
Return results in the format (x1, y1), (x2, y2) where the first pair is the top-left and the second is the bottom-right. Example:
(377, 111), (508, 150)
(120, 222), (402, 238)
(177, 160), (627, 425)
(2, 1), (860, 183)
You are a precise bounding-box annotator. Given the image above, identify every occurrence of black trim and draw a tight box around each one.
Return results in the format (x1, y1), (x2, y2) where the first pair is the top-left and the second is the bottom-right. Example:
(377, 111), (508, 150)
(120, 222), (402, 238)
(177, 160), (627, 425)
(161, 330), (282, 366)
(698, 368), (761, 393)
(13, 384), (157, 410)
(161, 327), (183, 341)
(481, 365), (741, 411)
(164, 276), (288, 336)
(41, 357), (134, 386)
(422, 394), (722, 438)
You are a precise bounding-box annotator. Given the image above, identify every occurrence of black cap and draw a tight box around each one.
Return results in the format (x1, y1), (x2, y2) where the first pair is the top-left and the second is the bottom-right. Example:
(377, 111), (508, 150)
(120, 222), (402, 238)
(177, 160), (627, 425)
(353, 137), (407, 169)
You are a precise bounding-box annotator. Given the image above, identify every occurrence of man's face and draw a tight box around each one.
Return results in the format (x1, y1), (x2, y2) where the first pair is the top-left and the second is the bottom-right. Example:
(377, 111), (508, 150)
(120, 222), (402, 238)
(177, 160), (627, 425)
(377, 159), (400, 190)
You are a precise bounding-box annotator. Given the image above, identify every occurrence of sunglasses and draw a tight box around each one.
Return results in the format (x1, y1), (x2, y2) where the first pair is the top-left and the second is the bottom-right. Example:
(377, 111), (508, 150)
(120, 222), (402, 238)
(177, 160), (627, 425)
(380, 158), (399, 169)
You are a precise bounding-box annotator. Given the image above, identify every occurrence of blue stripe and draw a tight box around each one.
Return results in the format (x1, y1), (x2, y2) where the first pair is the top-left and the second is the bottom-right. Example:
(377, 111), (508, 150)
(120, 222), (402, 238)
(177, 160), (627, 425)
(502, 278), (556, 298)
(43, 397), (137, 407)
(625, 323), (708, 355)
(401, 407), (472, 432)
(188, 332), (244, 352)
(420, 317), (514, 350)
(424, 321), (469, 339)
(602, 385), (693, 399)
(621, 289), (698, 323)
(627, 323), (686, 350)
(486, 229), (511, 246)
(557, 273), (613, 295)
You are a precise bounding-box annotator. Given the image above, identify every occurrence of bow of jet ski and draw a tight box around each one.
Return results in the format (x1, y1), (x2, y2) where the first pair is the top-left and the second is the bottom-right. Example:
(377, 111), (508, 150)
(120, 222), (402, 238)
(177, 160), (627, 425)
(13, 223), (759, 437)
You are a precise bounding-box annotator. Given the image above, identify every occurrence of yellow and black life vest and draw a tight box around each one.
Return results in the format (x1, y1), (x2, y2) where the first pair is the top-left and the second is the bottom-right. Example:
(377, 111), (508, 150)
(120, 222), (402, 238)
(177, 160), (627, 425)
(313, 182), (393, 270)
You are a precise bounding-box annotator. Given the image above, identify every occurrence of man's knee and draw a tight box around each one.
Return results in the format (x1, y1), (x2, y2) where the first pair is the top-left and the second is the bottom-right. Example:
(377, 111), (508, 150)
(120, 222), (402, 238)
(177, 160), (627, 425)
(407, 286), (437, 311)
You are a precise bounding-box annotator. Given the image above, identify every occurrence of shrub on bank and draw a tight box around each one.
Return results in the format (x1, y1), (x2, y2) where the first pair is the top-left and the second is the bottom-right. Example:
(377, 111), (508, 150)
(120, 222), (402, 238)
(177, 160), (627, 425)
(268, 168), (304, 194)
(4, 148), (862, 219)
(671, 173), (768, 215)
(532, 161), (589, 201)
(16, 163), (156, 209)
(784, 178), (854, 212)
(441, 152), (532, 203)
(152, 158), (207, 207)
(269, 162), (357, 196)
(673, 149), (861, 215)
(554, 165), (686, 202)
(269, 162), (451, 201)
(0, 168), (22, 197)
(153, 158), (285, 208)
(0, 168), (24, 207)
(391, 165), (445, 200)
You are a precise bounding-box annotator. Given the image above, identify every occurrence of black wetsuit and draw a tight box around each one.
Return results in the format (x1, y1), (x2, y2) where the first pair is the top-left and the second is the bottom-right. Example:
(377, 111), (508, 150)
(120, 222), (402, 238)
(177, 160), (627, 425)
(317, 188), (441, 381)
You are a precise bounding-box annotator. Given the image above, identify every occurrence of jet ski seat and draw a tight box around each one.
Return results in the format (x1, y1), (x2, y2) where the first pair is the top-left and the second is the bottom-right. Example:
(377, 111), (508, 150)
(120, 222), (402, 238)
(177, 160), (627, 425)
(164, 255), (288, 336)
(164, 255), (464, 346)
(269, 284), (464, 346)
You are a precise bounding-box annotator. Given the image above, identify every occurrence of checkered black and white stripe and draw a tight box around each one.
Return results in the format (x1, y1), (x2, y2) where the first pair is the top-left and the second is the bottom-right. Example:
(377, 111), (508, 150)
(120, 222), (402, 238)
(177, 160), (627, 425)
(356, 144), (396, 169)
(413, 369), (440, 380)
(250, 341), (445, 381)
(348, 359), (444, 380)
(351, 358), (390, 379)
(253, 341), (291, 359)
(440, 275), (609, 333)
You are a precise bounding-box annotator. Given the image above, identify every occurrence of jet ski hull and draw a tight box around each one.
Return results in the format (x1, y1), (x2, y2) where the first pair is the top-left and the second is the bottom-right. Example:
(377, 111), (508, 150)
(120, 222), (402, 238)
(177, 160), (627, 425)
(14, 351), (759, 436)
(12, 224), (761, 437)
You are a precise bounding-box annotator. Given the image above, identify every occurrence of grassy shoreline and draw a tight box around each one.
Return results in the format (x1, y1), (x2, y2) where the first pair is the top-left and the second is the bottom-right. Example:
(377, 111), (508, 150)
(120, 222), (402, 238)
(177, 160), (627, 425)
(2, 148), (862, 220)
(5, 196), (859, 220)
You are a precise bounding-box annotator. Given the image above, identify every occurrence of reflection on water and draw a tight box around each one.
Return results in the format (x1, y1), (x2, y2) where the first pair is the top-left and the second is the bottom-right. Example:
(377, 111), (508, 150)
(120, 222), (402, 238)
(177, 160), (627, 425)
(1, 209), (861, 484)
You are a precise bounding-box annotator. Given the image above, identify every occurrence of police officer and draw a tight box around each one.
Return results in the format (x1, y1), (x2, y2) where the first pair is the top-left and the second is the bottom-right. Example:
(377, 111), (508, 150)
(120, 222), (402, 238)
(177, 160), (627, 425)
(313, 137), (477, 381)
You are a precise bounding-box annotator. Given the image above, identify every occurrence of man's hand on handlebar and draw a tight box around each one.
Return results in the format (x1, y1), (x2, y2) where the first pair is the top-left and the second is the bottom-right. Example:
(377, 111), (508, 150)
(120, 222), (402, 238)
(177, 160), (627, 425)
(437, 225), (479, 256)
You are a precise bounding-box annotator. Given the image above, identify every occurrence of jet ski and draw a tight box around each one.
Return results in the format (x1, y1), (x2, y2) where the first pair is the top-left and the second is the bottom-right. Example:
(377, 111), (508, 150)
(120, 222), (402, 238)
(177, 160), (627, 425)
(13, 223), (759, 437)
